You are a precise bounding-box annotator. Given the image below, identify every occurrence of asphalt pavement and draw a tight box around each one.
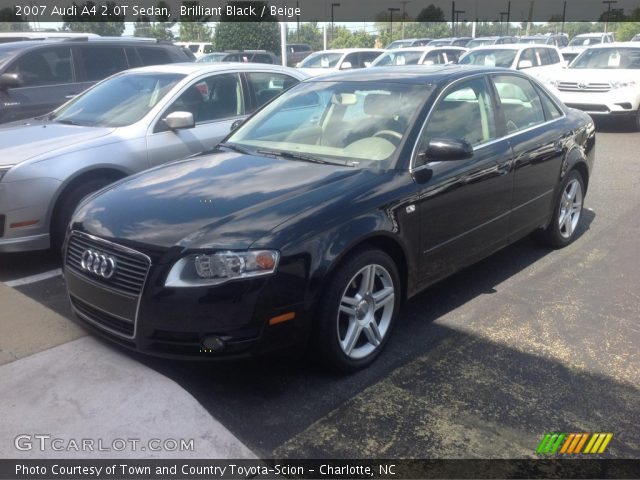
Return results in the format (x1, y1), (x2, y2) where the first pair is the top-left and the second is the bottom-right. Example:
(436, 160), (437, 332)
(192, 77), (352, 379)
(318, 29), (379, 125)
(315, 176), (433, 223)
(1, 122), (639, 459)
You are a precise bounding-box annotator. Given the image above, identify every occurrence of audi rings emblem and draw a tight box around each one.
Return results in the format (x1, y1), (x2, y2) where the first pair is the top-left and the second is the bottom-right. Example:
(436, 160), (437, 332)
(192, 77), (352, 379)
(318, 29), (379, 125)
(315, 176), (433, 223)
(80, 249), (117, 279)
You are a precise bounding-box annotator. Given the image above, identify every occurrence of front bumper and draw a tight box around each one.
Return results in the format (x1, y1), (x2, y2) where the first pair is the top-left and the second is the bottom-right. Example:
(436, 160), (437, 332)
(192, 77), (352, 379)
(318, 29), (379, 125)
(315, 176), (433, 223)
(63, 232), (308, 359)
(554, 89), (640, 116)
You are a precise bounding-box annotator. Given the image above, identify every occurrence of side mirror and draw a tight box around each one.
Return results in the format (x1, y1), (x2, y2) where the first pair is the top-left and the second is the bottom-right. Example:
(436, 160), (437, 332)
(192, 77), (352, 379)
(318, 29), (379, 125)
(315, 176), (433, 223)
(0, 73), (22, 89)
(230, 118), (244, 132)
(164, 111), (195, 130)
(419, 138), (474, 162)
(340, 61), (352, 70)
(517, 59), (533, 69)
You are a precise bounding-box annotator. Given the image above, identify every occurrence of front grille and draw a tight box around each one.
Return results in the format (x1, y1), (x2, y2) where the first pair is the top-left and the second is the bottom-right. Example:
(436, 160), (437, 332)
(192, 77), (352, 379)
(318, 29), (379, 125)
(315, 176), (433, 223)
(565, 103), (610, 112)
(557, 82), (611, 92)
(0, 215), (5, 238)
(65, 234), (150, 297)
(71, 295), (134, 337)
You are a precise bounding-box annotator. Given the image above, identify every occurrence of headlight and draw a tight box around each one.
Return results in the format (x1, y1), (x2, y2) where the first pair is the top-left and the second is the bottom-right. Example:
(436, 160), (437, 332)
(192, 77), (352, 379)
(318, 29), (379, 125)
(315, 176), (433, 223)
(611, 80), (637, 89)
(165, 250), (280, 287)
(0, 166), (14, 182)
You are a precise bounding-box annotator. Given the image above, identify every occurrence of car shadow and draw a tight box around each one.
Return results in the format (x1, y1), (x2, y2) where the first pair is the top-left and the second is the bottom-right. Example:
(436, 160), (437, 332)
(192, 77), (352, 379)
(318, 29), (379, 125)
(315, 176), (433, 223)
(592, 116), (637, 133)
(121, 210), (599, 455)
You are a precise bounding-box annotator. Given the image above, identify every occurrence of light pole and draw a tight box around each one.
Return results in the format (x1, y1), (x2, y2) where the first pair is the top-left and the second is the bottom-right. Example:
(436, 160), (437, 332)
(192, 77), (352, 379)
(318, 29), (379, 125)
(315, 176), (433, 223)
(455, 9), (465, 36)
(331, 2), (340, 41)
(500, 12), (508, 35)
(602, 0), (617, 34)
(400, 0), (411, 39)
(388, 7), (400, 40)
(561, 1), (567, 34)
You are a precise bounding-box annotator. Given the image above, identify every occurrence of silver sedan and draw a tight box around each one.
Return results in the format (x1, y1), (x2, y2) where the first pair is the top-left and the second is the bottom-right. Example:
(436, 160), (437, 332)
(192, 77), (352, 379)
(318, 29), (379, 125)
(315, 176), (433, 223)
(0, 62), (307, 252)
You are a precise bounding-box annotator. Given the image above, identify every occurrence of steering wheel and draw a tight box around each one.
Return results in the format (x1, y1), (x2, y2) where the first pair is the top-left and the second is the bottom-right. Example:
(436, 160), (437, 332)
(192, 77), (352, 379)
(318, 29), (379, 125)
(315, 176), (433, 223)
(373, 130), (403, 144)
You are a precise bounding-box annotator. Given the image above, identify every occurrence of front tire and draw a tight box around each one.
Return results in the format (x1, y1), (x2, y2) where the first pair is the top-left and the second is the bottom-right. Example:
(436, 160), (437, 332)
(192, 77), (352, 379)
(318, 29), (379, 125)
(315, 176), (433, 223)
(534, 170), (585, 248)
(314, 248), (401, 372)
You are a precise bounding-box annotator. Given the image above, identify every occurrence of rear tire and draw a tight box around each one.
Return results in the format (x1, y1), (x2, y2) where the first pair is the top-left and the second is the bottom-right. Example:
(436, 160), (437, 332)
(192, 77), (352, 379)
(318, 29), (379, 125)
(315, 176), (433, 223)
(51, 178), (114, 254)
(534, 170), (585, 248)
(633, 109), (640, 132)
(313, 248), (401, 372)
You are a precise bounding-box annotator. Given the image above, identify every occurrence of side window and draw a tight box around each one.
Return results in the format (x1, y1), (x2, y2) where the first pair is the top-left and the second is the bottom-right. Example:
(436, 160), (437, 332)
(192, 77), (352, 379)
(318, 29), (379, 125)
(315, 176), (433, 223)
(137, 47), (171, 66)
(417, 77), (497, 164)
(246, 72), (299, 111)
(492, 75), (545, 133)
(75, 46), (127, 82)
(548, 48), (561, 64)
(535, 48), (551, 66)
(253, 54), (273, 64)
(159, 73), (244, 131)
(342, 52), (359, 68)
(443, 49), (464, 63)
(125, 47), (142, 68)
(361, 52), (381, 67)
(7, 47), (72, 86)
(537, 87), (563, 120)
(519, 48), (538, 67)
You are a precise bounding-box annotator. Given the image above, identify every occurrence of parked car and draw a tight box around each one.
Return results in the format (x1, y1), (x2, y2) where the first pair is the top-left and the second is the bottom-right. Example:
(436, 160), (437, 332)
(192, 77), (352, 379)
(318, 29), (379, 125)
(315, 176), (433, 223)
(458, 44), (565, 80)
(386, 38), (433, 49)
(545, 43), (640, 130)
(285, 43), (313, 67)
(62, 65), (595, 370)
(370, 47), (467, 67)
(195, 52), (228, 63)
(175, 42), (215, 59)
(631, 34), (640, 42)
(427, 37), (473, 47)
(219, 50), (281, 64)
(561, 32), (614, 63)
(0, 63), (306, 253)
(519, 34), (569, 48)
(297, 48), (384, 76)
(0, 38), (194, 123)
(465, 36), (518, 48)
(0, 32), (100, 43)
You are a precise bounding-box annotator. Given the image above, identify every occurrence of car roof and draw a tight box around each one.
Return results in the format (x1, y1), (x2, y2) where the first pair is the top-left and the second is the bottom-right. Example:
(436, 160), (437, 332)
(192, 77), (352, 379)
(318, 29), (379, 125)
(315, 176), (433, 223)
(585, 42), (640, 49)
(310, 48), (384, 54)
(125, 62), (306, 77)
(470, 44), (557, 51)
(574, 32), (608, 37)
(305, 65), (511, 84)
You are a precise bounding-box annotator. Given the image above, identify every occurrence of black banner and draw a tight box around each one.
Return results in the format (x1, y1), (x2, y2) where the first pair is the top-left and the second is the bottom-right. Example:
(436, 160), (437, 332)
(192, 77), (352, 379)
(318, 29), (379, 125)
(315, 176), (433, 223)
(0, 0), (639, 22)
(1, 459), (640, 479)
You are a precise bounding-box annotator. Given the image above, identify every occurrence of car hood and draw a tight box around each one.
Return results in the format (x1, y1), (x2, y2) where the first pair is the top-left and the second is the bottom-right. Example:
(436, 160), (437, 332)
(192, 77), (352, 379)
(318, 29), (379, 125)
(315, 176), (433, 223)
(553, 68), (640, 83)
(298, 67), (337, 77)
(73, 151), (370, 251)
(0, 121), (114, 167)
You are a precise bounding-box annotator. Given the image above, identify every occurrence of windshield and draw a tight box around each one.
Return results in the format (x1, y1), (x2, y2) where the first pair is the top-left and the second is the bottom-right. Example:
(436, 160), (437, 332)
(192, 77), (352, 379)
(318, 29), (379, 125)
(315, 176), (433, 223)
(299, 52), (343, 68)
(387, 40), (412, 49)
(196, 53), (226, 63)
(371, 50), (424, 66)
(466, 39), (496, 48)
(570, 48), (640, 69)
(428, 40), (451, 47)
(226, 81), (433, 169)
(569, 36), (602, 47)
(51, 73), (184, 127)
(459, 49), (517, 68)
(519, 38), (547, 44)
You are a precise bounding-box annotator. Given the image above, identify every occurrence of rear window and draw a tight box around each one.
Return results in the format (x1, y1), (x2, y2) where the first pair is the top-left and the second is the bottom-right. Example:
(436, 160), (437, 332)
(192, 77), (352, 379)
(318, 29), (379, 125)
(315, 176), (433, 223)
(75, 46), (128, 82)
(137, 47), (171, 66)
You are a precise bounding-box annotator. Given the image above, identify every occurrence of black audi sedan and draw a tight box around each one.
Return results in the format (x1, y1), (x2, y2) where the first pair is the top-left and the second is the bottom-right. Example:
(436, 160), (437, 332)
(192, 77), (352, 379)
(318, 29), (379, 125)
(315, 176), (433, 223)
(63, 66), (595, 371)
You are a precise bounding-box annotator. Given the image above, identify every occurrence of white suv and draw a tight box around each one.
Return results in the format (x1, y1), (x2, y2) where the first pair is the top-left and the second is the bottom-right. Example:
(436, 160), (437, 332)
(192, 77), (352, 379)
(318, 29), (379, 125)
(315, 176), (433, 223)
(546, 43), (640, 130)
(561, 32), (614, 63)
(459, 44), (565, 81)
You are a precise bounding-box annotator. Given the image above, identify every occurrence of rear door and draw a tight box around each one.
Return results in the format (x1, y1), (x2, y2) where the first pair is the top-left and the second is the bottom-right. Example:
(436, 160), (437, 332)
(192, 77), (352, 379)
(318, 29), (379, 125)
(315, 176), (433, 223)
(146, 72), (247, 167)
(72, 45), (129, 96)
(490, 73), (566, 239)
(1, 46), (76, 121)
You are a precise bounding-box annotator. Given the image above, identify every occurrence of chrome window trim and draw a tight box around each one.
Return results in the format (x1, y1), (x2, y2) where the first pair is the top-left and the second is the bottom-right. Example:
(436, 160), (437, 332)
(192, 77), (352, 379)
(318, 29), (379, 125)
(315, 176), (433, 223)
(410, 72), (567, 173)
(64, 230), (151, 341)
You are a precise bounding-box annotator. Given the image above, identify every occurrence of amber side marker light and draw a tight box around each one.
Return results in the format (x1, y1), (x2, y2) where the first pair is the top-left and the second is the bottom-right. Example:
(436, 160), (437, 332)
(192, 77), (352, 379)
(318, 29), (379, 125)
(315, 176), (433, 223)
(10, 220), (39, 228)
(269, 312), (296, 326)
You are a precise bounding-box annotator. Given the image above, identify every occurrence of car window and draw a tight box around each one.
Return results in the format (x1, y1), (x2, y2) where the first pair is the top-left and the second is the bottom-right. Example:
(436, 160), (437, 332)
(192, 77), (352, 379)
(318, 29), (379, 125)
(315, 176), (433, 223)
(75, 46), (128, 82)
(6, 47), (72, 86)
(300, 52), (342, 68)
(570, 48), (640, 69)
(442, 49), (464, 63)
(492, 75), (545, 133)
(535, 48), (551, 66)
(548, 48), (561, 64)
(125, 47), (142, 68)
(459, 49), (517, 68)
(137, 47), (171, 66)
(246, 72), (299, 111)
(360, 52), (381, 67)
(252, 54), (273, 64)
(160, 73), (244, 130)
(536, 87), (563, 120)
(343, 52), (360, 68)
(374, 50), (423, 66)
(418, 76), (497, 160)
(204, 45), (215, 54)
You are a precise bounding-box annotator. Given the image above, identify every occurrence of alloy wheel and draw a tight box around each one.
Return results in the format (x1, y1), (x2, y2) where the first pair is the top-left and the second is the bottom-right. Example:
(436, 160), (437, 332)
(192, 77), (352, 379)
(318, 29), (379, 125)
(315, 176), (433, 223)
(558, 177), (583, 239)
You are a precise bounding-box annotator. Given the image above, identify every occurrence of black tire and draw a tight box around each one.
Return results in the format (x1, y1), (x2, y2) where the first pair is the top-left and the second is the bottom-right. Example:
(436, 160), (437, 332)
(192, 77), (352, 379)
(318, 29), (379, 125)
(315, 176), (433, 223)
(534, 169), (585, 248)
(51, 178), (113, 253)
(633, 109), (640, 132)
(314, 248), (401, 372)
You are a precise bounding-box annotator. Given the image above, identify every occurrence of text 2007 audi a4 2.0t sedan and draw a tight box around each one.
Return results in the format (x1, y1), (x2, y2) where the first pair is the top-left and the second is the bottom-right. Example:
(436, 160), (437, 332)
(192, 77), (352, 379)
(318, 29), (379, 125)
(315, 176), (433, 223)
(63, 66), (595, 371)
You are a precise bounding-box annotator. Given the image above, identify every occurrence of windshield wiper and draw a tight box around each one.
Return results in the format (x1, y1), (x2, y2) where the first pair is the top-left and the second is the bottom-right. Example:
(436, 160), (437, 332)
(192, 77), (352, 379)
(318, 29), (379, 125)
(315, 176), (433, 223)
(55, 119), (82, 126)
(256, 149), (353, 167)
(217, 142), (253, 155)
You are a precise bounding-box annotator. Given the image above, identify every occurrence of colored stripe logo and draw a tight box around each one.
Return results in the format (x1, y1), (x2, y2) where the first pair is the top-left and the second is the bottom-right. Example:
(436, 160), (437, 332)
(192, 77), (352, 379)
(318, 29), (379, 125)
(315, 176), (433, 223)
(537, 433), (613, 455)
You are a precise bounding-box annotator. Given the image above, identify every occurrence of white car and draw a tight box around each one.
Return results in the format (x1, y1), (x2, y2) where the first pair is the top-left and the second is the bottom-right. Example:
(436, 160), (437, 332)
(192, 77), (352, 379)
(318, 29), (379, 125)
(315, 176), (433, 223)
(297, 49), (384, 76)
(561, 32), (614, 64)
(175, 42), (215, 59)
(369, 46), (467, 67)
(459, 44), (565, 81)
(545, 43), (640, 130)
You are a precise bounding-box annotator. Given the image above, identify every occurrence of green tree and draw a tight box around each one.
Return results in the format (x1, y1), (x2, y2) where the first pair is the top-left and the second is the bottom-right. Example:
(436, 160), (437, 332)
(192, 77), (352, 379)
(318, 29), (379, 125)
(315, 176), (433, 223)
(615, 22), (640, 41)
(416, 4), (446, 22)
(179, 0), (212, 42)
(287, 22), (323, 50)
(214, 1), (279, 52)
(134, 18), (174, 40)
(62, 1), (125, 36)
(329, 27), (375, 49)
(0, 7), (30, 31)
